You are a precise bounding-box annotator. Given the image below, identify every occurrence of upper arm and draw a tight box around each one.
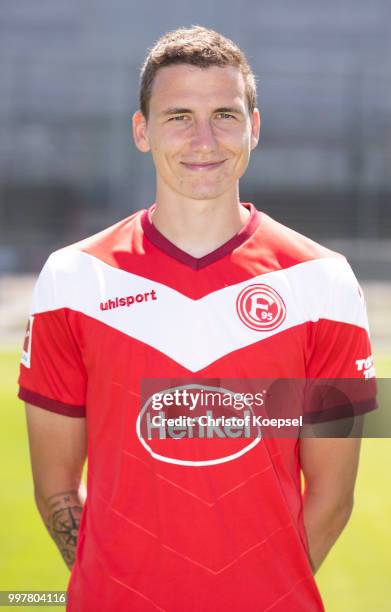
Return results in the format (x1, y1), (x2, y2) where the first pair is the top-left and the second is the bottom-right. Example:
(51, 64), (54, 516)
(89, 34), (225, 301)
(18, 253), (87, 417)
(25, 402), (87, 500)
(301, 260), (373, 499)
(300, 436), (362, 504)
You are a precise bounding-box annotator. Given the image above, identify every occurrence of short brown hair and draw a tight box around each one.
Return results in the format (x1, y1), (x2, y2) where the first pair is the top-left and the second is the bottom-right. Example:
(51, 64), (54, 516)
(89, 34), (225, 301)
(139, 26), (257, 119)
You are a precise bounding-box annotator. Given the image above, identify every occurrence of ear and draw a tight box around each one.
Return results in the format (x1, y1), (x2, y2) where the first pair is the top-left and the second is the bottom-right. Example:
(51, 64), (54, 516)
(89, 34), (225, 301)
(250, 108), (261, 150)
(132, 110), (150, 153)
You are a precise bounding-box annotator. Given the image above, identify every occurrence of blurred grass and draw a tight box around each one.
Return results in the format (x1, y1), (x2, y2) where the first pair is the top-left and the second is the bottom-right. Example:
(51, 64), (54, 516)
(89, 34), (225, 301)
(0, 350), (390, 611)
(317, 352), (391, 611)
(0, 351), (69, 612)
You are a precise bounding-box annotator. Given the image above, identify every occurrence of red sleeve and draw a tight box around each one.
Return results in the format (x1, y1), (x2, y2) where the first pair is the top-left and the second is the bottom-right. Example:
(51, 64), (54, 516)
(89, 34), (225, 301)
(18, 256), (87, 417)
(305, 266), (376, 422)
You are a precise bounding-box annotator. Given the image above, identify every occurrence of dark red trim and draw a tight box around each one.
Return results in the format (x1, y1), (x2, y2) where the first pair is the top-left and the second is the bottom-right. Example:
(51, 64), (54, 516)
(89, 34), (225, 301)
(141, 203), (261, 270)
(18, 387), (86, 418)
(303, 398), (377, 424)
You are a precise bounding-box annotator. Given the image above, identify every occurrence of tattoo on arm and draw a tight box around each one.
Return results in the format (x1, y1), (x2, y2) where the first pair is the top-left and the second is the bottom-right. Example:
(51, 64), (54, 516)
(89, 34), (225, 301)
(45, 490), (84, 570)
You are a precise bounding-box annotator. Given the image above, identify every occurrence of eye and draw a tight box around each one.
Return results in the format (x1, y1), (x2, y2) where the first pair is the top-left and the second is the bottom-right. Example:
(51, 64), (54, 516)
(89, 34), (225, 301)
(168, 115), (188, 122)
(216, 112), (235, 120)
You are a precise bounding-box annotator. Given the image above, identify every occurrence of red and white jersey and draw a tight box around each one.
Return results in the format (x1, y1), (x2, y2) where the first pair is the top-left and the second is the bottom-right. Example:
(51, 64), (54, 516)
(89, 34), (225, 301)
(18, 203), (375, 612)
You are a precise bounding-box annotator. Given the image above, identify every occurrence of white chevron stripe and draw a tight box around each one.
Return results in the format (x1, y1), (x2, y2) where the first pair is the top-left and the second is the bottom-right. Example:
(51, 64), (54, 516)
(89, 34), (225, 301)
(30, 250), (369, 372)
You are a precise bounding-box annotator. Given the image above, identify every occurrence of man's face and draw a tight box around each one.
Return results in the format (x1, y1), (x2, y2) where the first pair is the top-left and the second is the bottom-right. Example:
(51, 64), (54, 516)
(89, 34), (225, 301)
(133, 64), (260, 202)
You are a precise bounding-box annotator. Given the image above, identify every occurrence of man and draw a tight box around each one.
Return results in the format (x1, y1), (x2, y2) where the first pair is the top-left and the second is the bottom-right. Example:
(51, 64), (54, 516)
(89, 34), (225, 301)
(19, 26), (375, 611)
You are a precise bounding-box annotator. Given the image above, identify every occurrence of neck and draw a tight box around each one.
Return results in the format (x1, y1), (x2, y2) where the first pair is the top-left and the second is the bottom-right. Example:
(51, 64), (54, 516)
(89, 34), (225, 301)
(151, 187), (250, 258)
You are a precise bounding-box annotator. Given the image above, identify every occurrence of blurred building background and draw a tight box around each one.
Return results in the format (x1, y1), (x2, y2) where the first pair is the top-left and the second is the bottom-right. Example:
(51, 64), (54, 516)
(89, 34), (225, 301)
(0, 0), (390, 345)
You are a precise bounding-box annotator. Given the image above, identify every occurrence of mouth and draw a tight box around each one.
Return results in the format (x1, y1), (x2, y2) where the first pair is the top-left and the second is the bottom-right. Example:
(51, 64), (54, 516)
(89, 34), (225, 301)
(180, 160), (226, 172)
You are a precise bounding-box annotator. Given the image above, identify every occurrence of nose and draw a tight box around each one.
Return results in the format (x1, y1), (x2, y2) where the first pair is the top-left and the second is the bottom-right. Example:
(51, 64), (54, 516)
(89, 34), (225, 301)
(190, 119), (218, 153)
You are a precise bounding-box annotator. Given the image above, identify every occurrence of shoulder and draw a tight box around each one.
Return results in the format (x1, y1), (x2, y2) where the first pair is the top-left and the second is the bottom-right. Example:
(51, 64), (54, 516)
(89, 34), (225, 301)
(253, 212), (363, 303)
(44, 209), (145, 274)
(258, 212), (345, 268)
(31, 210), (145, 311)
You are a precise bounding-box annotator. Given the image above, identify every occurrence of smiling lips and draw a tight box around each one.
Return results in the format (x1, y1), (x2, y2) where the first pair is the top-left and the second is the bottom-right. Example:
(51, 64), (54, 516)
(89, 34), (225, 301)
(180, 160), (226, 171)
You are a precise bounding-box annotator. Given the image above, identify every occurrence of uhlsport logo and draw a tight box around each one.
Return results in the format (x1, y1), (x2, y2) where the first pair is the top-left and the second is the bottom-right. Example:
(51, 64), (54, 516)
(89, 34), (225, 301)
(236, 284), (286, 331)
(100, 289), (157, 311)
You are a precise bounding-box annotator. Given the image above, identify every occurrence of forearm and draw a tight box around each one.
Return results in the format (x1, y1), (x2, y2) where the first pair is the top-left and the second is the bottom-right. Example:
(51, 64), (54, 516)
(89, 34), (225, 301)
(35, 485), (86, 570)
(302, 490), (353, 573)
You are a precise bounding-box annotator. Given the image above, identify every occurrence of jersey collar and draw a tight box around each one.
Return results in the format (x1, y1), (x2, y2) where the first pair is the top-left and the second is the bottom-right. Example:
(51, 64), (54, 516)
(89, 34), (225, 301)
(140, 202), (261, 270)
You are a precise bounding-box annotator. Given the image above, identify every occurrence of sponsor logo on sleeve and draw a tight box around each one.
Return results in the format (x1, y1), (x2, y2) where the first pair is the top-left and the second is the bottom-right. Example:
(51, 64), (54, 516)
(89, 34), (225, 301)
(21, 316), (34, 368)
(355, 355), (375, 379)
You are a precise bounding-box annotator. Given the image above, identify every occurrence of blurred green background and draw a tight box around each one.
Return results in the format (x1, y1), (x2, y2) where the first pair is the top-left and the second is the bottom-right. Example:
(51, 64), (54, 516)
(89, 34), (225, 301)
(0, 350), (390, 611)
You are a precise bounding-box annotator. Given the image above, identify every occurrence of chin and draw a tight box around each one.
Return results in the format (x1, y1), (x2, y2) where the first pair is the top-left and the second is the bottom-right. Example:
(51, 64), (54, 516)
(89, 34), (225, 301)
(182, 181), (229, 201)
(184, 189), (226, 201)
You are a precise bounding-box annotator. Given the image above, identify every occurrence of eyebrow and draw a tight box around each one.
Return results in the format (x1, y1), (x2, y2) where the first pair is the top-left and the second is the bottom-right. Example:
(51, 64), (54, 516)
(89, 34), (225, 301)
(160, 107), (192, 116)
(160, 106), (244, 116)
(214, 107), (244, 115)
